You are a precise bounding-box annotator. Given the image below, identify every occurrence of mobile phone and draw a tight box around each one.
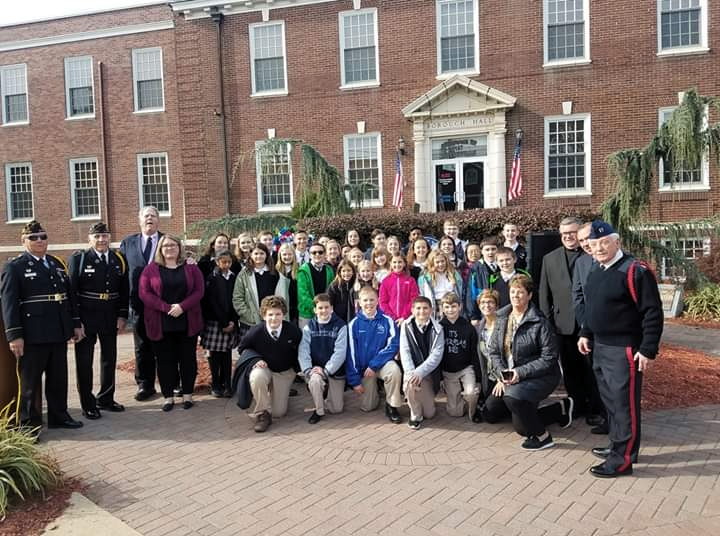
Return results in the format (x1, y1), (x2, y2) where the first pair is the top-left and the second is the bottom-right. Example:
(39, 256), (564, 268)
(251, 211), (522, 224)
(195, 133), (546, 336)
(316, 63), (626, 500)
(502, 369), (514, 381)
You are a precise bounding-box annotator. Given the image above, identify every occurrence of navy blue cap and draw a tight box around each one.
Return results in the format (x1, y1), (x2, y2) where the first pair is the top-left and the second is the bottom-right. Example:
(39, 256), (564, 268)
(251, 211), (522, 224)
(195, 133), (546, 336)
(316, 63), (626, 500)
(589, 220), (616, 239)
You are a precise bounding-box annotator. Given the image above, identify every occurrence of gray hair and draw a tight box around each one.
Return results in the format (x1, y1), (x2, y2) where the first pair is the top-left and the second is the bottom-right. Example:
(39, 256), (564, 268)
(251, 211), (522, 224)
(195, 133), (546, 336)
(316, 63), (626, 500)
(559, 216), (583, 227)
(138, 206), (159, 218)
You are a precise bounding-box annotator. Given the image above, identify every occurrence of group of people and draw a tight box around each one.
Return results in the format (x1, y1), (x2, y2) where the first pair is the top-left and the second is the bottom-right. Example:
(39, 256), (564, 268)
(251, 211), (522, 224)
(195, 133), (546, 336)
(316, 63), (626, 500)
(1, 208), (663, 478)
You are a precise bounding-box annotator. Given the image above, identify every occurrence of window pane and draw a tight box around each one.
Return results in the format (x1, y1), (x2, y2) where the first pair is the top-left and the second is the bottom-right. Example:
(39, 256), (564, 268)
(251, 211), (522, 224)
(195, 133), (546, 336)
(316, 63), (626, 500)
(258, 145), (291, 207)
(548, 119), (586, 191)
(347, 136), (380, 202)
(342, 11), (376, 83)
(1, 65), (27, 123)
(255, 58), (285, 92)
(5, 94), (27, 123)
(133, 49), (164, 110)
(72, 160), (100, 217)
(137, 80), (163, 110)
(141, 155), (170, 212)
(439, 0), (475, 73)
(70, 87), (94, 116)
(65, 57), (94, 116)
(660, 0), (701, 49)
(7, 165), (33, 220)
(252, 24), (285, 92)
(548, 22), (584, 60)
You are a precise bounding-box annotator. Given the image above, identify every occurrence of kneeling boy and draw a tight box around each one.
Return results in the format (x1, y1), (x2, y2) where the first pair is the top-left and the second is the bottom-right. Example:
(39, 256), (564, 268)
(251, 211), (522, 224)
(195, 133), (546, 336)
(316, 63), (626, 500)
(399, 296), (444, 429)
(299, 294), (348, 424)
(238, 296), (303, 432)
(346, 286), (403, 423)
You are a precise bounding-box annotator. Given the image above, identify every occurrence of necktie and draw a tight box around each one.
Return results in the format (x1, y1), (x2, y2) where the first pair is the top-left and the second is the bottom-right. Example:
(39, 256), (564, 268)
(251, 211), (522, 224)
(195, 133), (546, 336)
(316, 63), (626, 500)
(271, 330), (279, 341)
(101, 253), (107, 265)
(143, 237), (153, 264)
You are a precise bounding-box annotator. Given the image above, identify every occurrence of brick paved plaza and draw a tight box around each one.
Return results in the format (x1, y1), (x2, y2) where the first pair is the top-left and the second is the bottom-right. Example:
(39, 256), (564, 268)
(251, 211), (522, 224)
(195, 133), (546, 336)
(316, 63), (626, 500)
(41, 334), (720, 536)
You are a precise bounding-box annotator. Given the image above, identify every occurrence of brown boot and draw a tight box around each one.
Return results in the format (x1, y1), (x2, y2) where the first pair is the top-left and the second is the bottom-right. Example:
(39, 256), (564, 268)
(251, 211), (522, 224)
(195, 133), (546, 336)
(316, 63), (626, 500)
(254, 411), (272, 433)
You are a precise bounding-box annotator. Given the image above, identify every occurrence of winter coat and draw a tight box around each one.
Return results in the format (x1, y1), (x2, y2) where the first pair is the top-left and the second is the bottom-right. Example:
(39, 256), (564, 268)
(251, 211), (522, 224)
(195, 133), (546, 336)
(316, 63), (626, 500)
(345, 309), (399, 387)
(378, 272), (419, 321)
(232, 268), (289, 326)
(297, 263), (335, 319)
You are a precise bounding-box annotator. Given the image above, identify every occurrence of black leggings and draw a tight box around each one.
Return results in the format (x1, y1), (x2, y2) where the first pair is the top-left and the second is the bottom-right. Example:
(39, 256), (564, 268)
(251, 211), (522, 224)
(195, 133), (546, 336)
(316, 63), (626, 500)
(209, 351), (232, 391)
(482, 394), (563, 437)
(153, 333), (197, 398)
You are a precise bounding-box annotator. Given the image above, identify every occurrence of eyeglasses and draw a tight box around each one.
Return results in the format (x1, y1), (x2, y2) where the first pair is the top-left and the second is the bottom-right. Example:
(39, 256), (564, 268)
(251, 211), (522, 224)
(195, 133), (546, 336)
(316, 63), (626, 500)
(161, 244), (179, 249)
(25, 233), (48, 241)
(310, 250), (325, 255)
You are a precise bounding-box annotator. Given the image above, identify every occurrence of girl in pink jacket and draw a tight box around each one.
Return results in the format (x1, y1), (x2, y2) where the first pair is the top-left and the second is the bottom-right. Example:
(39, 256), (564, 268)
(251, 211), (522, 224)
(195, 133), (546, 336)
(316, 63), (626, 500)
(379, 255), (419, 325)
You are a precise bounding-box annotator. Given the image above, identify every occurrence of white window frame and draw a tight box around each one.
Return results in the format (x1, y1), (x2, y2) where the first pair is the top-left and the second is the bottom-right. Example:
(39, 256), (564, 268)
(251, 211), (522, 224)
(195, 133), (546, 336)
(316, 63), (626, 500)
(4, 162), (34, 223)
(343, 132), (384, 208)
(64, 56), (95, 120)
(132, 47), (165, 113)
(657, 106), (709, 191)
(544, 113), (592, 197)
(69, 157), (101, 220)
(543, 0), (591, 68)
(255, 141), (293, 211)
(338, 8), (380, 90)
(137, 152), (171, 216)
(657, 0), (709, 57)
(249, 21), (289, 97)
(1, 63), (29, 126)
(660, 236), (711, 280)
(435, 0), (480, 79)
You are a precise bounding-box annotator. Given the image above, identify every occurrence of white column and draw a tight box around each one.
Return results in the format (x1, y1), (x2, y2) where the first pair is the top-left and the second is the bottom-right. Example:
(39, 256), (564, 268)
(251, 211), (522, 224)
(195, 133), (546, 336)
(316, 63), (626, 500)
(412, 121), (433, 212)
(486, 128), (507, 208)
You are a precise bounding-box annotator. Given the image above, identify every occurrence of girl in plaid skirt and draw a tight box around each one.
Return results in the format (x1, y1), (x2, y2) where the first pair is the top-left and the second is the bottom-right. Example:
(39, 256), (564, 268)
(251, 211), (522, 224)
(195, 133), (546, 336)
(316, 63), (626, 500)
(201, 250), (239, 397)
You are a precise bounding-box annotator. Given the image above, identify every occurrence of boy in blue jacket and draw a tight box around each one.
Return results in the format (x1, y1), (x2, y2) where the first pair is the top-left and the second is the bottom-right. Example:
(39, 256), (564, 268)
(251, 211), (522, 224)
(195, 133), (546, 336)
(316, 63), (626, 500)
(346, 286), (403, 423)
(298, 293), (348, 424)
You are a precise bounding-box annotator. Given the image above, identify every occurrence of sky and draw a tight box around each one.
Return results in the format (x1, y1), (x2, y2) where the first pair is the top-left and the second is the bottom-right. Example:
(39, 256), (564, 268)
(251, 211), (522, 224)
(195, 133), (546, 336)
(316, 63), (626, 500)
(1, 0), (167, 27)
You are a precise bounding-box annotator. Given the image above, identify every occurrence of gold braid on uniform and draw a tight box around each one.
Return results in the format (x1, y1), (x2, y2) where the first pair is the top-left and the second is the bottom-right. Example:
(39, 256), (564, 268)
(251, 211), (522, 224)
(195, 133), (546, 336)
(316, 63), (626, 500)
(112, 250), (127, 275)
(47, 254), (69, 273)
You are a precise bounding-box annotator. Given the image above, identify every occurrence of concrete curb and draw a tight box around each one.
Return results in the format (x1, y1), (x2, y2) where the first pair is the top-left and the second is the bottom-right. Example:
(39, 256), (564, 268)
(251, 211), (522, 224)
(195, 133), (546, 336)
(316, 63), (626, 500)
(42, 493), (143, 536)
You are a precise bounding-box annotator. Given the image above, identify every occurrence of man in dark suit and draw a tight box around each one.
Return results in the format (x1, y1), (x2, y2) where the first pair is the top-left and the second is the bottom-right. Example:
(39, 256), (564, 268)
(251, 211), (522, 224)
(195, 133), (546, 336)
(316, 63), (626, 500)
(120, 206), (162, 401)
(69, 222), (129, 419)
(1, 221), (83, 432)
(539, 216), (598, 420)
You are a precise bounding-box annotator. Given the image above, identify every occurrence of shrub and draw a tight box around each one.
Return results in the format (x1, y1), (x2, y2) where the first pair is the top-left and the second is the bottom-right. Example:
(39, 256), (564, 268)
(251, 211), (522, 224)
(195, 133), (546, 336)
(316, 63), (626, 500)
(298, 206), (599, 244)
(0, 404), (61, 518)
(695, 238), (720, 284)
(684, 284), (720, 321)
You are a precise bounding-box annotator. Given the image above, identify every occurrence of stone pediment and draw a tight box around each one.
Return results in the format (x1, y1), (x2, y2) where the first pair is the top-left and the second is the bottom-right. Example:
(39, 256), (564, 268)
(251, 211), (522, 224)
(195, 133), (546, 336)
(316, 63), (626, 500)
(402, 75), (516, 119)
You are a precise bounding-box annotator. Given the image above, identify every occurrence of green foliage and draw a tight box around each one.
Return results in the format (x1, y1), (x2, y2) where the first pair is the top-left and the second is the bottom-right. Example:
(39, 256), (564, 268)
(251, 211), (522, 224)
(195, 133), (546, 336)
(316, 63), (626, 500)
(299, 206), (599, 244)
(293, 144), (351, 219)
(187, 214), (297, 244)
(0, 404), (61, 518)
(684, 284), (720, 321)
(603, 89), (720, 275)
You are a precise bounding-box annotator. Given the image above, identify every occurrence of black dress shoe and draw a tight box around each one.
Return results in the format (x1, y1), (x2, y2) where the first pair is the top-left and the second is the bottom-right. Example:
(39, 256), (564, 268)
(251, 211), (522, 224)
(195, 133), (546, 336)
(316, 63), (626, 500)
(589, 462), (633, 478)
(472, 412), (483, 423)
(135, 389), (156, 401)
(289, 388), (298, 397)
(48, 417), (84, 429)
(592, 447), (611, 459)
(308, 411), (323, 424)
(82, 409), (102, 420)
(385, 403), (402, 424)
(182, 400), (194, 410)
(162, 401), (174, 412)
(586, 414), (606, 427)
(97, 401), (125, 412)
(591, 424), (609, 435)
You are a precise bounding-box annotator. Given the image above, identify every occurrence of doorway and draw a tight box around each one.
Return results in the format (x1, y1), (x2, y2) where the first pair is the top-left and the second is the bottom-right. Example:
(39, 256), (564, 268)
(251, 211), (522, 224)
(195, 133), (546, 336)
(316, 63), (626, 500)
(435, 160), (485, 211)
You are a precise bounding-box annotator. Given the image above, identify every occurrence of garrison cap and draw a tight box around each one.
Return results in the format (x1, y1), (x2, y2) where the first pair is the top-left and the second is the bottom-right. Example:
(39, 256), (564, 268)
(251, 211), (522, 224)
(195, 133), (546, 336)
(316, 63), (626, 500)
(21, 220), (45, 236)
(588, 220), (616, 240)
(89, 222), (111, 235)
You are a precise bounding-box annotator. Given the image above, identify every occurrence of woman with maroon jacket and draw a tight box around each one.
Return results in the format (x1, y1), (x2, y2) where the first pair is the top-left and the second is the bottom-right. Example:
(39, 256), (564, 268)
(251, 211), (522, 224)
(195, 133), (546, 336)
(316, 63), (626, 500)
(139, 235), (205, 412)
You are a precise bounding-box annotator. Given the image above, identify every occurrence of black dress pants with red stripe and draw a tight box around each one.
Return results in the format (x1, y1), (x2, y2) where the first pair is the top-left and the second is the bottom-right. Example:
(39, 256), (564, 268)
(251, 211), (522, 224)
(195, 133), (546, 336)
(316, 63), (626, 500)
(592, 342), (643, 471)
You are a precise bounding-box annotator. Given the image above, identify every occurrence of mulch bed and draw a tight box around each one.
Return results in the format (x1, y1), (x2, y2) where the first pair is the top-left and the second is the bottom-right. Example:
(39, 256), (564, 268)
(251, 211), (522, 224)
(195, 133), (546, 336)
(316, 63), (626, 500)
(1, 478), (85, 536)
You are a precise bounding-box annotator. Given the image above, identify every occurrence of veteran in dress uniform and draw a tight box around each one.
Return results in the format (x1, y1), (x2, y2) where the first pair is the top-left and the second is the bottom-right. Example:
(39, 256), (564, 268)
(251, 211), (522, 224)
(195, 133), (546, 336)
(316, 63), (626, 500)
(69, 223), (129, 419)
(0, 221), (83, 430)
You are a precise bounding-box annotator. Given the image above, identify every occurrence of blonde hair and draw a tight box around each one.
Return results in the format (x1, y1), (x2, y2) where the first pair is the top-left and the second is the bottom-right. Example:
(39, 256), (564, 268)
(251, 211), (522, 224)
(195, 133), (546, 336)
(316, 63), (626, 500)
(354, 259), (378, 292)
(235, 232), (255, 260)
(426, 249), (458, 286)
(154, 235), (185, 267)
(370, 246), (389, 271)
(275, 242), (298, 278)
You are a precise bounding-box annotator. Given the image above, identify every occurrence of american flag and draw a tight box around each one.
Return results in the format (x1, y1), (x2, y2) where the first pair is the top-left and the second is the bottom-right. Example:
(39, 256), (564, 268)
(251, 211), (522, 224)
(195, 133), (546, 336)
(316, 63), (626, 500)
(508, 137), (523, 201)
(392, 151), (404, 209)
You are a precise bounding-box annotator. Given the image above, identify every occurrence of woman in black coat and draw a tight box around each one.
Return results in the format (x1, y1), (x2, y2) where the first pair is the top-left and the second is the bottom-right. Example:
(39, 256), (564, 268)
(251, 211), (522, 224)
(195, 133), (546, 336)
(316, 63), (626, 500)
(197, 232), (242, 279)
(481, 274), (574, 450)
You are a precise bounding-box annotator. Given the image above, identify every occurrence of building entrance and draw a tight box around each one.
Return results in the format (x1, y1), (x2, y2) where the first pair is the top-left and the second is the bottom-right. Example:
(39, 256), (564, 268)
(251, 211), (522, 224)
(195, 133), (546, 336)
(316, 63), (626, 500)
(433, 136), (486, 211)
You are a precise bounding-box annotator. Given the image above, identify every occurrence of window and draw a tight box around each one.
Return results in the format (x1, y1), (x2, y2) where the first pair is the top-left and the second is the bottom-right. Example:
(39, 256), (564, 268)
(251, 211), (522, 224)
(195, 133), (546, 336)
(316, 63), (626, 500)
(339, 9), (379, 88)
(436, 0), (479, 76)
(661, 237), (710, 279)
(132, 48), (164, 112)
(137, 153), (170, 214)
(255, 142), (292, 209)
(5, 163), (33, 221)
(70, 158), (100, 218)
(64, 57), (94, 118)
(544, 114), (591, 196)
(658, 0), (708, 53)
(1, 64), (28, 125)
(544, 0), (590, 65)
(658, 106), (709, 190)
(250, 22), (288, 96)
(344, 133), (383, 206)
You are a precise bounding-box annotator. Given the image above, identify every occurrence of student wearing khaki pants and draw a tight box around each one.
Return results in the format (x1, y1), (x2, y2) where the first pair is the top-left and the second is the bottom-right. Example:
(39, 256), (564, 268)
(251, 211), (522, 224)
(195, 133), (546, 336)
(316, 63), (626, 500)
(399, 296), (445, 430)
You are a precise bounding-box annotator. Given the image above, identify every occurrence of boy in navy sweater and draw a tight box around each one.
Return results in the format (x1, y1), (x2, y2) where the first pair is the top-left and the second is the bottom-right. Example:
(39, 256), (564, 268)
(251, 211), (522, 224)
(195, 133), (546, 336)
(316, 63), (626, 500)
(298, 294), (348, 424)
(346, 286), (402, 423)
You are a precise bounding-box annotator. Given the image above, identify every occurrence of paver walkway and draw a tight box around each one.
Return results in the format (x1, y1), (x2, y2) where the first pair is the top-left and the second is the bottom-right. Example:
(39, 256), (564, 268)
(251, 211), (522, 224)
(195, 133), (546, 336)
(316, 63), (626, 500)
(41, 333), (720, 536)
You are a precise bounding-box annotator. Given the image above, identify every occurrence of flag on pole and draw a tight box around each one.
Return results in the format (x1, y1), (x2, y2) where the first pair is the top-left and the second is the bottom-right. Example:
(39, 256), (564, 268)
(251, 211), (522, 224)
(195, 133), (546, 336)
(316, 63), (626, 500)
(508, 137), (523, 201)
(392, 151), (404, 209)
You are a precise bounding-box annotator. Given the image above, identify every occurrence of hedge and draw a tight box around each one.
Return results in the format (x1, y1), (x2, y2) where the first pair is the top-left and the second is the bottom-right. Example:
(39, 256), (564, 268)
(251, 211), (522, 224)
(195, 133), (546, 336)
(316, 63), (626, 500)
(299, 206), (599, 244)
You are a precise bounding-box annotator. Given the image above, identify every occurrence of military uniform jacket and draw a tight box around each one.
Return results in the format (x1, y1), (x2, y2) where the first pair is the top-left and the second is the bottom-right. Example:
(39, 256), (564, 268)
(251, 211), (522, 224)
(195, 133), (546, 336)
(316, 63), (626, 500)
(0, 252), (77, 344)
(69, 249), (129, 334)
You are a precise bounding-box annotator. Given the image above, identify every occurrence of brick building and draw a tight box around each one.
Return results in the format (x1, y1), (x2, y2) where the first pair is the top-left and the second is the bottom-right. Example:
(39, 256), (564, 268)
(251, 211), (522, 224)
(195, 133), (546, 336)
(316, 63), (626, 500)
(0, 0), (718, 265)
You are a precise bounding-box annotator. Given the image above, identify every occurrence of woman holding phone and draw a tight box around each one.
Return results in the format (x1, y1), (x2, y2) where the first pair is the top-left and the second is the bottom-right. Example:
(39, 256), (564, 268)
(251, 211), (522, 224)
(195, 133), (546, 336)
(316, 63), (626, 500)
(481, 274), (574, 450)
